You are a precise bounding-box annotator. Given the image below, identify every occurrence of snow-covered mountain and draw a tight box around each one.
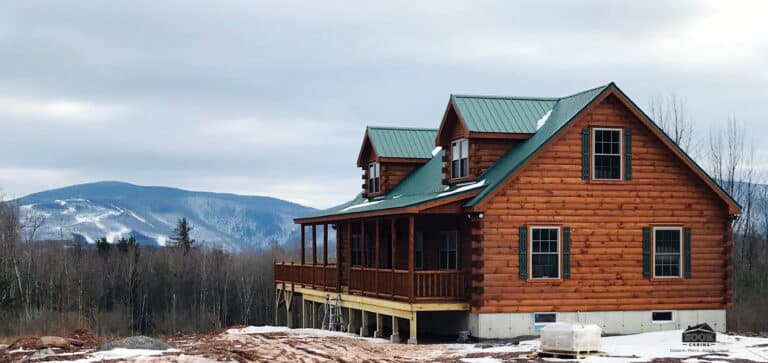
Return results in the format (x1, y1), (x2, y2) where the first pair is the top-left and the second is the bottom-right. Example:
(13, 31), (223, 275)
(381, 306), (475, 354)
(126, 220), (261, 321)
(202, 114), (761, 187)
(18, 181), (318, 251)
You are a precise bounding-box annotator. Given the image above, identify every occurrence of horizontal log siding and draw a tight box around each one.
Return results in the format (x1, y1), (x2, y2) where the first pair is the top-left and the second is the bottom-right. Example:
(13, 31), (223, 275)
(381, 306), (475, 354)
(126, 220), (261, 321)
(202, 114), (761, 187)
(474, 95), (731, 313)
(381, 163), (418, 192)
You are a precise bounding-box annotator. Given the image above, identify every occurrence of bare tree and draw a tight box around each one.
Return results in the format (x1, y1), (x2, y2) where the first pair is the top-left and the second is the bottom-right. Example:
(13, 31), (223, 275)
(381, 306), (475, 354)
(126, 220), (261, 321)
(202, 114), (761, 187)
(649, 93), (695, 153)
(21, 209), (46, 243)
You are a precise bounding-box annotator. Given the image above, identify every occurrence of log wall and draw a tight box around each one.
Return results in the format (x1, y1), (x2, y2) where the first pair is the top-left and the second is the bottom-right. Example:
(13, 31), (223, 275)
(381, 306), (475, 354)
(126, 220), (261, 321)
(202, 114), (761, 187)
(473, 94), (732, 313)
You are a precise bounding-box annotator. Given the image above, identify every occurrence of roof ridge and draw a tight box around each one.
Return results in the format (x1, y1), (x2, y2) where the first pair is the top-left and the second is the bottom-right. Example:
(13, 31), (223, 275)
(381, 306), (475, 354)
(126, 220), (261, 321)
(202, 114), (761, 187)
(452, 94), (559, 101)
(367, 125), (438, 132)
(557, 82), (613, 100)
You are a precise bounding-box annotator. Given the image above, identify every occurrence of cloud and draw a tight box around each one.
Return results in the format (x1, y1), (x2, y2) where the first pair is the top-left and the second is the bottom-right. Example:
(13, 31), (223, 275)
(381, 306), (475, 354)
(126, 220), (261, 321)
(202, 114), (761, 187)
(0, 95), (124, 123)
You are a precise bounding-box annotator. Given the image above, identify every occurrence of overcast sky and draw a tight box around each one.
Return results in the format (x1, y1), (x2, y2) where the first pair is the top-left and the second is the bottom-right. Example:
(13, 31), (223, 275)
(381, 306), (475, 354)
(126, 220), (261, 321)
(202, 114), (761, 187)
(0, 1), (766, 208)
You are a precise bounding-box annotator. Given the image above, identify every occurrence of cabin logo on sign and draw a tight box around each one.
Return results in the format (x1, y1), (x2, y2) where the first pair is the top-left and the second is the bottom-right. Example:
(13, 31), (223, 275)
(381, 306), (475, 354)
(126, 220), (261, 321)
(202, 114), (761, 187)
(682, 323), (716, 346)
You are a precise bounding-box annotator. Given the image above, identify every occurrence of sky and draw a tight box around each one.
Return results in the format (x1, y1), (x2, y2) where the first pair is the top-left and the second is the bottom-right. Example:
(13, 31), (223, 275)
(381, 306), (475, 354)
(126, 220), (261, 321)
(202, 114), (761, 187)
(0, 0), (766, 208)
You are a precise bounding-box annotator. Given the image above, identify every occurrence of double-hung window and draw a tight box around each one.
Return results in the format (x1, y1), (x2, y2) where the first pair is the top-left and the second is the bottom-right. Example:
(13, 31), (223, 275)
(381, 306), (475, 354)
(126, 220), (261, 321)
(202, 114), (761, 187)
(451, 139), (469, 179)
(368, 162), (380, 194)
(530, 227), (560, 279)
(654, 227), (682, 278)
(439, 230), (458, 269)
(414, 232), (424, 270)
(592, 128), (622, 180)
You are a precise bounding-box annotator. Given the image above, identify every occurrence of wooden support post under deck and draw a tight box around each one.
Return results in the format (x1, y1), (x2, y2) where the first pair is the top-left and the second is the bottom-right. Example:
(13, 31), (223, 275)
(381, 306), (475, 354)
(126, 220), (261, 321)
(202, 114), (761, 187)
(300, 224), (305, 264)
(391, 315), (400, 343)
(310, 301), (316, 329)
(408, 216), (414, 304)
(375, 219), (380, 297)
(347, 307), (355, 333)
(374, 313), (383, 338)
(408, 312), (418, 344)
(301, 298), (307, 328)
(391, 218), (396, 299)
(312, 224), (317, 265)
(360, 310), (369, 337)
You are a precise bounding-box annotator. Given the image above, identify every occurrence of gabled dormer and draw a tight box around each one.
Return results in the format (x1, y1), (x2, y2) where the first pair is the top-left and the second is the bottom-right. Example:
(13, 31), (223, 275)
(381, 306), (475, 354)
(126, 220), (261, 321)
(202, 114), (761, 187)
(435, 95), (557, 185)
(357, 126), (438, 198)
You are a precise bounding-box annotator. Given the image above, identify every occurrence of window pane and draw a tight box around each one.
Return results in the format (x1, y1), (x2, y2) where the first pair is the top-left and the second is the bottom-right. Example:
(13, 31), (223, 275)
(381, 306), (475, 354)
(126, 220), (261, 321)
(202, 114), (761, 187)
(452, 141), (460, 161)
(594, 155), (620, 179)
(532, 254), (559, 278)
(460, 139), (468, 157)
(460, 159), (468, 178)
(452, 160), (460, 178)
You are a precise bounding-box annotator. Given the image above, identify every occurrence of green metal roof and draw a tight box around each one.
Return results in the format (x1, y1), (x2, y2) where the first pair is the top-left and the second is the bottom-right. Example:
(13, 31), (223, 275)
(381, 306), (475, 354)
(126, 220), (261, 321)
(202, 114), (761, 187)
(464, 84), (610, 206)
(300, 82), (740, 221)
(451, 95), (557, 133)
(367, 126), (437, 159)
(303, 150), (487, 218)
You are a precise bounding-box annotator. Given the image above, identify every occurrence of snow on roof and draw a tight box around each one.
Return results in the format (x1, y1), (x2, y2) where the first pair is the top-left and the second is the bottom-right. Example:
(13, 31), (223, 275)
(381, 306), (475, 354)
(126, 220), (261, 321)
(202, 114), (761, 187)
(535, 109), (553, 130)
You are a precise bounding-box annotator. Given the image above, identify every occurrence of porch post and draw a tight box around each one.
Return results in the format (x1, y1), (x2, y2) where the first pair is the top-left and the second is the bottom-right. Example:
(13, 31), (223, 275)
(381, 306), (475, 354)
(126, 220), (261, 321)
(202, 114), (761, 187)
(323, 224), (328, 265)
(375, 219), (380, 297)
(343, 221), (350, 291)
(408, 215), (414, 304)
(391, 218), (396, 299)
(361, 220), (366, 268)
(300, 224), (305, 265)
(323, 223), (328, 289)
(312, 224), (317, 265)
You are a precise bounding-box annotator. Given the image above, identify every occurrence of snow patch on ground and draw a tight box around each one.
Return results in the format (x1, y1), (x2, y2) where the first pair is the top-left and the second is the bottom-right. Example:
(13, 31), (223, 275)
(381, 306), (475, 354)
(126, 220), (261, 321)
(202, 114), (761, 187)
(68, 348), (177, 362)
(535, 109), (553, 130)
(227, 326), (290, 334)
(461, 358), (502, 363)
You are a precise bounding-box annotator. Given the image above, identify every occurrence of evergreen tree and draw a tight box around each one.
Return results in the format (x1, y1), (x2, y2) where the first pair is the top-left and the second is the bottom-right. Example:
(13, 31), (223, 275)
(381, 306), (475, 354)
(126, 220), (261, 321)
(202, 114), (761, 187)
(170, 217), (195, 252)
(96, 237), (110, 254)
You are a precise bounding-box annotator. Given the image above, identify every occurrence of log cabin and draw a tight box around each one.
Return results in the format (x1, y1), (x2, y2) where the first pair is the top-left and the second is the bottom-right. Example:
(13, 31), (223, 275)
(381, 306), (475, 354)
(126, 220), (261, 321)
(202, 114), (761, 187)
(274, 82), (740, 343)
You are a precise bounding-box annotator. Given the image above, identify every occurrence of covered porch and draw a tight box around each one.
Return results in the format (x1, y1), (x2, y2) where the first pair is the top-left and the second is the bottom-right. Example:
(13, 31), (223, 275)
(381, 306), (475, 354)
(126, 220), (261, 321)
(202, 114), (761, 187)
(274, 214), (472, 303)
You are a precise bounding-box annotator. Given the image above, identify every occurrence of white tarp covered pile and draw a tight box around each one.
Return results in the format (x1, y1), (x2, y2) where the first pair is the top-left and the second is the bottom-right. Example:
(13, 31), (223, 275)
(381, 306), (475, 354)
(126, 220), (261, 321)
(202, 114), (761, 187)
(540, 322), (602, 353)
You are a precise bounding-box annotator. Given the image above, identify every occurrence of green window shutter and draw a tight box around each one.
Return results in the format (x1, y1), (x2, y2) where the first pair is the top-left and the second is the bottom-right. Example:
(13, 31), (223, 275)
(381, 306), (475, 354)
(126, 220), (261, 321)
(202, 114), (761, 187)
(624, 129), (632, 180)
(519, 226), (527, 280)
(684, 227), (692, 278)
(642, 227), (651, 278)
(563, 227), (571, 279)
(581, 128), (590, 180)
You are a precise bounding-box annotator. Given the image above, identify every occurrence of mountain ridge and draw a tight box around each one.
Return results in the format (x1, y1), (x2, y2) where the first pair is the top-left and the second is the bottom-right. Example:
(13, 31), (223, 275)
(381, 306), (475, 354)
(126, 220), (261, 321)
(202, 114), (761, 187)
(18, 181), (317, 251)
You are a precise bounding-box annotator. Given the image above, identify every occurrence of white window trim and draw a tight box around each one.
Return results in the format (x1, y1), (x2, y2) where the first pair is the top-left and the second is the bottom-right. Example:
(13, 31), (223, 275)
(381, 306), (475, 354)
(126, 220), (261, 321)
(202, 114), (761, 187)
(439, 230), (459, 270)
(651, 311), (675, 324)
(529, 226), (561, 280)
(451, 138), (469, 179)
(591, 127), (623, 181)
(652, 226), (683, 278)
(368, 162), (380, 194)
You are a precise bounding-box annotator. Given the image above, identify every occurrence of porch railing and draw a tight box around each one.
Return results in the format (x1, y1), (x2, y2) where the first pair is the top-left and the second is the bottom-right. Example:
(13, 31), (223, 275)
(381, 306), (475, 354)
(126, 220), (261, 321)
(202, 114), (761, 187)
(274, 262), (338, 291)
(275, 263), (468, 302)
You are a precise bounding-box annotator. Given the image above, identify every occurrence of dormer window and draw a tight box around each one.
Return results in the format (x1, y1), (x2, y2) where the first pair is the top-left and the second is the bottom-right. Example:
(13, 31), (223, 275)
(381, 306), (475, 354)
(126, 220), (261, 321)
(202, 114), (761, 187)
(451, 139), (469, 179)
(368, 162), (380, 194)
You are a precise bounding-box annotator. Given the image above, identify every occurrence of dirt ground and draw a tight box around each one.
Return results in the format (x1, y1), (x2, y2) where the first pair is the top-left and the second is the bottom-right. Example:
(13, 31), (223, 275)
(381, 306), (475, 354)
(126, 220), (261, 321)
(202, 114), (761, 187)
(3, 326), (766, 363)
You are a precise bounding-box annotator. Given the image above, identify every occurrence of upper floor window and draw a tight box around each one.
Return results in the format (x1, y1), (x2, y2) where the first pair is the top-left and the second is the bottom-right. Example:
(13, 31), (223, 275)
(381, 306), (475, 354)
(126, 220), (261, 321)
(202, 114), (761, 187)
(451, 139), (469, 179)
(592, 128), (622, 180)
(439, 230), (459, 269)
(530, 227), (560, 279)
(654, 227), (682, 278)
(368, 162), (380, 193)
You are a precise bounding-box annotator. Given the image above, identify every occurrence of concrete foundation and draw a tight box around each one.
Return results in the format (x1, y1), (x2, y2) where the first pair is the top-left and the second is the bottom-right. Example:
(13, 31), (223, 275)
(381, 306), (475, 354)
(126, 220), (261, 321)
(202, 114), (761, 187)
(469, 309), (727, 339)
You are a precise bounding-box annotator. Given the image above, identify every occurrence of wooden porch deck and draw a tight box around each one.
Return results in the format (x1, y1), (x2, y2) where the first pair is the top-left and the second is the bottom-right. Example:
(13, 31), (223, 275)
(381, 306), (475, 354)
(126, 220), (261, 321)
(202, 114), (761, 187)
(274, 262), (468, 302)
